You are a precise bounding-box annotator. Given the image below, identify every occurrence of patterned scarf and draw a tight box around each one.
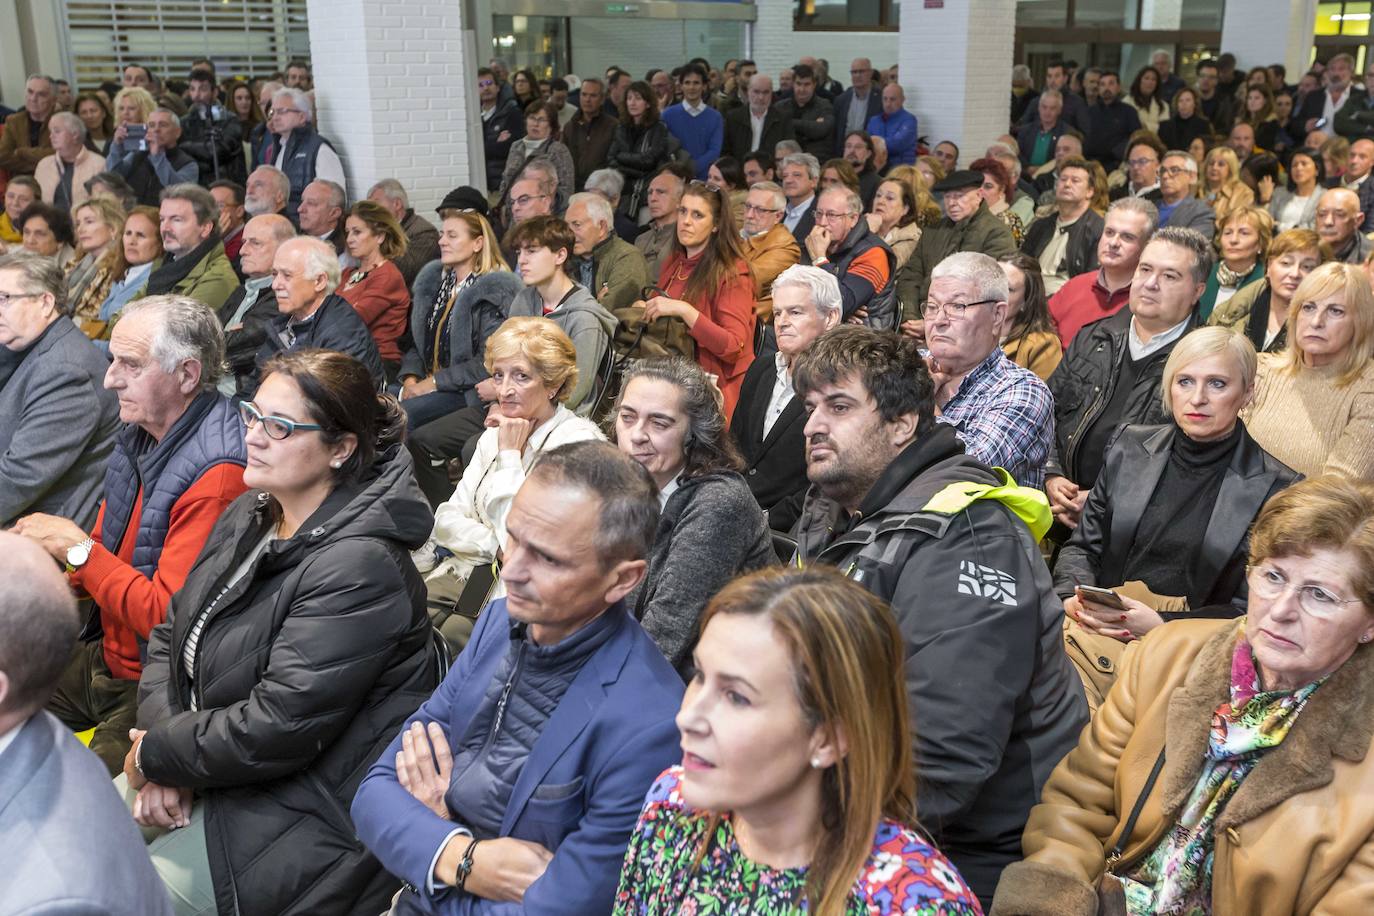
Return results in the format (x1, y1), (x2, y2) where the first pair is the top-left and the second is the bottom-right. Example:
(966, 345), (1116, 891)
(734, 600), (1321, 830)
(1123, 636), (1324, 915)
(1215, 261), (1255, 289)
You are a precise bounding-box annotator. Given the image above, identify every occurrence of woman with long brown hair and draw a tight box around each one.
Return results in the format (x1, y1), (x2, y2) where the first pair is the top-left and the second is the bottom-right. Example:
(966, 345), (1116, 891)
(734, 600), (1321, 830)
(998, 254), (1061, 381)
(607, 80), (674, 219)
(614, 565), (981, 915)
(338, 199), (410, 381)
(641, 180), (756, 418)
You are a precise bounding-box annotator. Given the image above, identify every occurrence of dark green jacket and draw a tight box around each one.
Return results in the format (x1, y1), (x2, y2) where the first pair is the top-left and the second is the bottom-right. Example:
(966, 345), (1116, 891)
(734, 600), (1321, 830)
(894, 202), (1017, 320)
(585, 233), (650, 315)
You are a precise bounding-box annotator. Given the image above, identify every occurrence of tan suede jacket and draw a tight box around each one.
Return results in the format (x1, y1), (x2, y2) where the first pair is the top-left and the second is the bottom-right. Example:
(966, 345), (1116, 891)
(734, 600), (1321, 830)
(992, 617), (1374, 916)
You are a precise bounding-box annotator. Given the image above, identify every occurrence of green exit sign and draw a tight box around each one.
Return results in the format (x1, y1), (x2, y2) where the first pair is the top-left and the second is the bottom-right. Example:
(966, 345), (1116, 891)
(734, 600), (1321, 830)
(606, 2), (641, 12)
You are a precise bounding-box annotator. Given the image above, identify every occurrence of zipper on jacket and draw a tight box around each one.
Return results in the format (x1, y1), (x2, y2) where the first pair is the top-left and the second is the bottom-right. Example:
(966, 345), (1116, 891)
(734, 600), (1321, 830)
(1062, 337), (1120, 480)
(177, 583), (232, 712)
(485, 640), (528, 749)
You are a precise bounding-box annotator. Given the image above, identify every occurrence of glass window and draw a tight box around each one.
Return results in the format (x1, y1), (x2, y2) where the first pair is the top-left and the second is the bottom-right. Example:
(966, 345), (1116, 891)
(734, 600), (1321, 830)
(570, 19), (744, 80)
(795, 0), (896, 30)
(492, 15), (568, 79)
(1179, 0), (1225, 30)
(1017, 0), (1069, 28)
(1072, 0), (1138, 28)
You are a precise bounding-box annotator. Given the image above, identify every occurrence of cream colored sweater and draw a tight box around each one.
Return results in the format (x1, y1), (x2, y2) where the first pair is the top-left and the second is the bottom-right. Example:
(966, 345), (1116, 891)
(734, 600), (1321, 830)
(1243, 354), (1374, 480)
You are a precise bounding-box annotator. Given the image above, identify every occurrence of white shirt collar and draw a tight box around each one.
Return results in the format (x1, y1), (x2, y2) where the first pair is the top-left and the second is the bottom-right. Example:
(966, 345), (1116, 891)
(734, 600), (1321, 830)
(1128, 314), (1190, 360)
(786, 194), (815, 218)
(658, 475), (683, 508)
(682, 99), (707, 117)
(0, 719), (22, 760)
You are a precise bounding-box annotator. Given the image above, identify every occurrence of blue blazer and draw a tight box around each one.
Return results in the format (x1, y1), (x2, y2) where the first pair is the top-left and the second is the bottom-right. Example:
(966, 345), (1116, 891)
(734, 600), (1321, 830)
(352, 599), (683, 914)
(0, 712), (173, 915)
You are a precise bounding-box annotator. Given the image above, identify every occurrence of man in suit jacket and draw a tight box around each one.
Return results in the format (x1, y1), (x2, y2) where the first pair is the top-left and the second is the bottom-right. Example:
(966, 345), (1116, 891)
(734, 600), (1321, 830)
(218, 213), (296, 397)
(732, 265), (839, 531)
(723, 74), (794, 161)
(1156, 151), (1216, 241)
(0, 531), (173, 916)
(353, 442), (683, 916)
(832, 58), (883, 155)
(0, 252), (120, 529)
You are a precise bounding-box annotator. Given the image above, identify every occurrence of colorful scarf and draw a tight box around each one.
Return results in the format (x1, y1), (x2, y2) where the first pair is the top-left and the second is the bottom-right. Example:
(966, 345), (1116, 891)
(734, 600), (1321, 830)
(1122, 636), (1324, 915)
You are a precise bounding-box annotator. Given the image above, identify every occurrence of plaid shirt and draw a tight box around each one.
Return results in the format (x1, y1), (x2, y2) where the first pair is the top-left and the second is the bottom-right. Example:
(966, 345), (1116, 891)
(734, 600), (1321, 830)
(937, 348), (1054, 489)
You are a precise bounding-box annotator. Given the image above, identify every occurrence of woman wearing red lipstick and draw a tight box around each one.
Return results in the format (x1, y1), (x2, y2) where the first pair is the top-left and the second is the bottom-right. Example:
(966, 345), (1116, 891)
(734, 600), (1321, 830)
(994, 476), (1374, 916)
(1244, 261), (1374, 480)
(613, 566), (982, 916)
(1056, 327), (1299, 707)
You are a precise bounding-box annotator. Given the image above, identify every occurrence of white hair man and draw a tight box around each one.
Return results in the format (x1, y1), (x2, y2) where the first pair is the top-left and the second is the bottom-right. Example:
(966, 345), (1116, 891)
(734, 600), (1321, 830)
(256, 236), (382, 390)
(244, 165), (290, 218)
(264, 87), (345, 222)
(731, 263), (838, 530)
(741, 180), (802, 323)
(34, 111), (102, 211)
(368, 178), (440, 285)
(565, 191), (649, 314)
(13, 295), (249, 775)
(925, 251), (1054, 487)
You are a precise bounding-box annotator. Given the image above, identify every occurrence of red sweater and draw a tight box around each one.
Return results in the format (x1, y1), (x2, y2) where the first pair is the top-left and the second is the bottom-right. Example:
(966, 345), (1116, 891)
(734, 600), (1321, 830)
(1048, 269), (1132, 349)
(338, 259), (410, 362)
(658, 251), (756, 420)
(71, 464), (248, 680)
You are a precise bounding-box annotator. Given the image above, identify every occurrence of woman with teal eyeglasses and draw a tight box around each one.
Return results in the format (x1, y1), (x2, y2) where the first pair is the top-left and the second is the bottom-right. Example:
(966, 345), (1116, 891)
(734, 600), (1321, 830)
(993, 475), (1374, 916)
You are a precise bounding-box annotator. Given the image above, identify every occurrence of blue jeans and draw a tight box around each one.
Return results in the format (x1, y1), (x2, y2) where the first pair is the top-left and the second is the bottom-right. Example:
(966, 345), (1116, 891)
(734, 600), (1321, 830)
(402, 389), (469, 432)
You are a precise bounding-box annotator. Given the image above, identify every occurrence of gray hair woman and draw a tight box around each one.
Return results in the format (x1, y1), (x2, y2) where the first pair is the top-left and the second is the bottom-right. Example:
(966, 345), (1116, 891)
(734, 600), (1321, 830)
(994, 475), (1374, 915)
(1055, 326), (1301, 707)
(613, 356), (776, 677)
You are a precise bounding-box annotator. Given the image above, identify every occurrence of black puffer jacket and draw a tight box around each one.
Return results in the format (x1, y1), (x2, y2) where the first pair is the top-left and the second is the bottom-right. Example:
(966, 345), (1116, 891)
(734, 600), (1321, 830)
(607, 120), (674, 216)
(255, 293), (384, 392)
(136, 445), (439, 916)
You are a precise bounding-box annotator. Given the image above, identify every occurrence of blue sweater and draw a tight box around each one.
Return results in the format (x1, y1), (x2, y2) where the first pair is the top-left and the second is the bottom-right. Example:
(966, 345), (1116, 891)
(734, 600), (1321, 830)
(867, 109), (918, 166)
(661, 103), (724, 179)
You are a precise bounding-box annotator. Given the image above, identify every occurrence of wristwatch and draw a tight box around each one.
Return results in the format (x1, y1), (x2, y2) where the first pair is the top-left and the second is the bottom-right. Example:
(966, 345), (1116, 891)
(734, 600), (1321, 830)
(65, 537), (95, 572)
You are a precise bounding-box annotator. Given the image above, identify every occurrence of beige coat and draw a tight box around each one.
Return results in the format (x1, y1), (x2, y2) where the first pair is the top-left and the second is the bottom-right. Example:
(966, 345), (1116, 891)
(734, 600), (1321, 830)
(992, 618), (1374, 916)
(743, 223), (801, 322)
(35, 147), (105, 211)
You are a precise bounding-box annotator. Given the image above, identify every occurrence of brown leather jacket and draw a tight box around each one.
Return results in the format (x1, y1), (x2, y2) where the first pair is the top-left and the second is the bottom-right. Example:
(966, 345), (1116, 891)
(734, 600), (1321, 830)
(743, 223), (801, 322)
(992, 617), (1374, 915)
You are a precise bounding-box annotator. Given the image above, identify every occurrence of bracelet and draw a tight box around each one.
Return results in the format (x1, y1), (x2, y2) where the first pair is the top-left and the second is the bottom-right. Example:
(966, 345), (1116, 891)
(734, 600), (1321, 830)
(454, 837), (480, 892)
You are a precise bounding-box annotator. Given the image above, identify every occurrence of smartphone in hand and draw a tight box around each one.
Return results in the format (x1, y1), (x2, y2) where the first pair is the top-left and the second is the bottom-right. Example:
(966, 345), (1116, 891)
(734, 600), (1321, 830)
(1076, 585), (1127, 610)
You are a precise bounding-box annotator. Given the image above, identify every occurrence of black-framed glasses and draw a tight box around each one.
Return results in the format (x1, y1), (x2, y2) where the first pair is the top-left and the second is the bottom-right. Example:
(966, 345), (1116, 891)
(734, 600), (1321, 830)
(239, 401), (324, 440)
(919, 298), (998, 319)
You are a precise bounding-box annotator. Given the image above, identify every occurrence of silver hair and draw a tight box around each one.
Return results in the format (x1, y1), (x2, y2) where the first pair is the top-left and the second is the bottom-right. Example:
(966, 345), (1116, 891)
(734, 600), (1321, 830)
(26, 74), (55, 91)
(749, 180), (786, 211)
(273, 86), (312, 120)
(568, 191), (614, 230)
(774, 139), (803, 160)
(368, 178), (408, 209)
(930, 251), (1011, 302)
(1151, 49), (1173, 65)
(284, 236), (342, 294)
(771, 264), (842, 319)
(1106, 195), (1160, 239)
(520, 158), (558, 186)
(820, 185), (862, 215)
(47, 110), (86, 141)
(1011, 64), (1032, 82)
(1039, 88), (1064, 104)
(1149, 226), (1214, 284)
(310, 179), (346, 211)
(1163, 149), (1199, 175)
(1160, 326), (1257, 414)
(121, 295), (227, 390)
(585, 168), (624, 201)
(782, 152), (820, 181)
(0, 251), (70, 316)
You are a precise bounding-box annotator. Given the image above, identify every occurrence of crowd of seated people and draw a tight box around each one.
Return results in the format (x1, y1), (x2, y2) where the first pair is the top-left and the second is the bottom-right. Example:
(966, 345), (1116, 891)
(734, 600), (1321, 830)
(6, 46), (1374, 916)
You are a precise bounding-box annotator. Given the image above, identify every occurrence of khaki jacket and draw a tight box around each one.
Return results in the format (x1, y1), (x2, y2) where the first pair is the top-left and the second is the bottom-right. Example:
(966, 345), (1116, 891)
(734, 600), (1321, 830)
(1209, 278), (1268, 334)
(590, 234), (650, 315)
(743, 223), (801, 322)
(991, 618), (1374, 916)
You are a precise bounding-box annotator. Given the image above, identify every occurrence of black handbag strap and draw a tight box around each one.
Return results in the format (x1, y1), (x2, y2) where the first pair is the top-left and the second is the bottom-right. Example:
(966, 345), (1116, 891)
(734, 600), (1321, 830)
(1105, 746), (1167, 867)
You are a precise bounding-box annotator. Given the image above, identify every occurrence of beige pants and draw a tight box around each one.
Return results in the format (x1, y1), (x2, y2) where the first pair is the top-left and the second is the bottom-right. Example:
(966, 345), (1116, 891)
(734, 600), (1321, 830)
(116, 773), (216, 916)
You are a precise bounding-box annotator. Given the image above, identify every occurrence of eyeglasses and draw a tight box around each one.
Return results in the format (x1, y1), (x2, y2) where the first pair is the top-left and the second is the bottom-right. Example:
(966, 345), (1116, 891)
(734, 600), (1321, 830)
(1127, 157), (1158, 168)
(687, 180), (723, 195)
(814, 209), (856, 222)
(920, 298), (998, 319)
(510, 194), (549, 207)
(526, 115), (550, 124)
(743, 203), (781, 214)
(1160, 166), (1191, 177)
(0, 291), (39, 309)
(477, 79), (495, 88)
(1246, 564), (1364, 618)
(239, 401), (324, 440)
(270, 106), (302, 117)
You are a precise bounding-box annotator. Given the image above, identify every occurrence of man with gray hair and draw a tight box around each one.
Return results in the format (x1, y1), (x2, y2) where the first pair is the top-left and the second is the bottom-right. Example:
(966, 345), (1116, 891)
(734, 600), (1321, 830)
(368, 178), (440, 285)
(13, 294), (248, 774)
(0, 531), (173, 916)
(634, 165), (688, 280)
(1050, 196), (1158, 346)
(0, 251), (120, 528)
(219, 213), (297, 396)
(741, 180), (801, 322)
(109, 106), (199, 206)
(584, 167), (640, 242)
(0, 75), (56, 177)
(732, 263), (839, 530)
(804, 184), (894, 319)
(1155, 149), (1215, 239)
(298, 178), (348, 257)
(724, 73), (793, 160)
(780, 151), (820, 242)
(1151, 49), (1185, 101)
(244, 164), (290, 218)
(35, 111), (102, 211)
(145, 182), (238, 311)
(926, 251), (1054, 488)
(255, 236), (382, 389)
(263, 87), (345, 221)
(566, 191), (649, 314)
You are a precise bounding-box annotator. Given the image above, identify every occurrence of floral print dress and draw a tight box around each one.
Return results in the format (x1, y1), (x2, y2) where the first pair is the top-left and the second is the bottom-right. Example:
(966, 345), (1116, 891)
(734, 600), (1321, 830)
(613, 766), (983, 915)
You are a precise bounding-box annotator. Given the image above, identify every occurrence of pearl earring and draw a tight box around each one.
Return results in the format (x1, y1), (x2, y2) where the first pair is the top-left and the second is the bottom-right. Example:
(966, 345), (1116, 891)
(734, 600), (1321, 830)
(330, 460), (342, 468)
(810, 756), (821, 769)
(1362, 635), (1372, 644)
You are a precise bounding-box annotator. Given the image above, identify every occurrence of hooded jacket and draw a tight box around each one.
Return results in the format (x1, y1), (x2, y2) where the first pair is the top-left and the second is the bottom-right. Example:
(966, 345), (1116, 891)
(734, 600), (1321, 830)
(794, 424), (1089, 905)
(135, 445), (440, 916)
(508, 284), (617, 413)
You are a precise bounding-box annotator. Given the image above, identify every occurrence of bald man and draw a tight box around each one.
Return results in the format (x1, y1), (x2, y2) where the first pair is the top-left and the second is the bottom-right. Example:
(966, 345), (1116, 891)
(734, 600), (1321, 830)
(1316, 187), (1371, 263)
(833, 57), (881, 154)
(0, 533), (173, 915)
(866, 82), (917, 166)
(1344, 138), (1374, 232)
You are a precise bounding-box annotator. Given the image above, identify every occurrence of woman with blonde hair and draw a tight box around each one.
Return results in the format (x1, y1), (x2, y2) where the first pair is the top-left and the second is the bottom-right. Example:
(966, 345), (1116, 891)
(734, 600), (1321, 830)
(338, 199), (410, 380)
(1210, 227), (1331, 352)
(1244, 261), (1374, 480)
(1198, 205), (1273, 320)
(1200, 146), (1256, 223)
(398, 209), (522, 468)
(885, 163), (943, 226)
(90, 205), (162, 342)
(104, 87), (157, 167)
(614, 565), (980, 915)
(414, 317), (604, 644)
(65, 197), (126, 330)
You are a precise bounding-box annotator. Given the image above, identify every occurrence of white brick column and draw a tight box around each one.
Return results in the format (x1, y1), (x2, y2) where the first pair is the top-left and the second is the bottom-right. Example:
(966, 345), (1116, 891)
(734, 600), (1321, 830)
(1221, 0), (1317, 82)
(899, 0), (1015, 162)
(1139, 0), (1182, 29)
(751, 0), (796, 79)
(305, 0), (480, 214)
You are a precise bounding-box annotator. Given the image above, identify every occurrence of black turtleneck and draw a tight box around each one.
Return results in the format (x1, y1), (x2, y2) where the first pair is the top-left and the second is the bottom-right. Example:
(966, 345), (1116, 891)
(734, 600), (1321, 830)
(1121, 423), (1242, 601)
